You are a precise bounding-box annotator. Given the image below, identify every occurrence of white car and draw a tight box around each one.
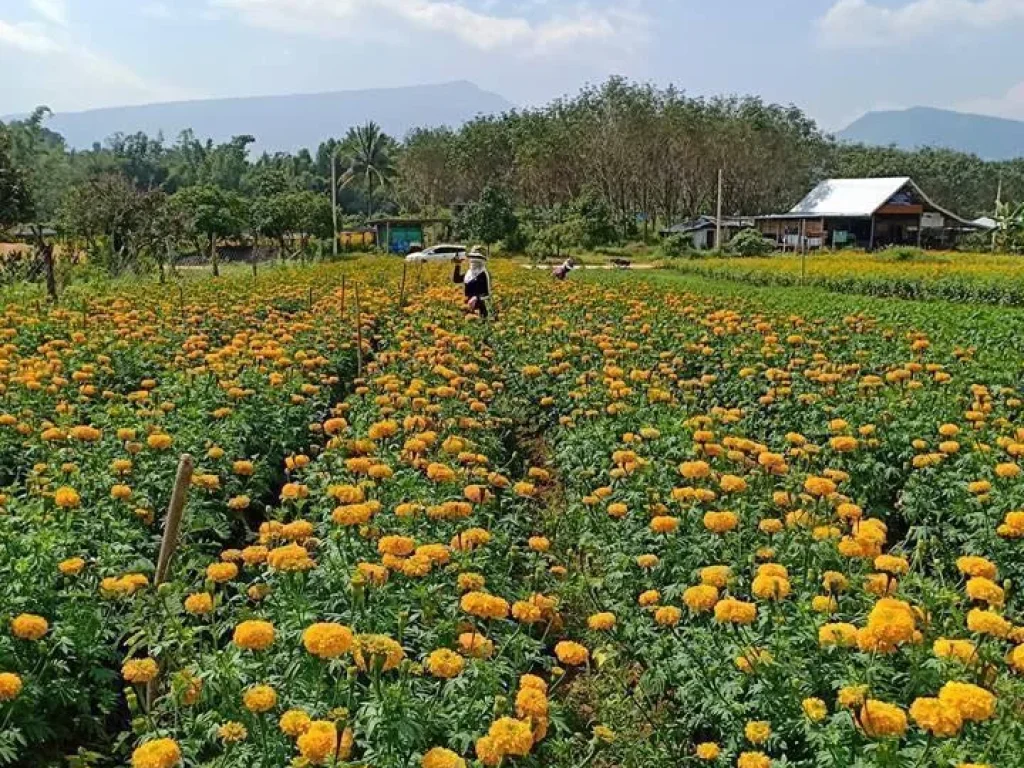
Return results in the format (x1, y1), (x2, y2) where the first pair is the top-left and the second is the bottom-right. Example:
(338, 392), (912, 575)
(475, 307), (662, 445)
(405, 244), (467, 263)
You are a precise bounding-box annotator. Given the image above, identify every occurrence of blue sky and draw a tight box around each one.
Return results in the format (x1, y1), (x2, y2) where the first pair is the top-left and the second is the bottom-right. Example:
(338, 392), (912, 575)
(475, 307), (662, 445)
(2, 0), (1024, 132)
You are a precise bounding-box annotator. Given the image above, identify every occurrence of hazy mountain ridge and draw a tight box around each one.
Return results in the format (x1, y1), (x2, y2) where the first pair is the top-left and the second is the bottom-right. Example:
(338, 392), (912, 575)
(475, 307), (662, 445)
(839, 107), (1024, 161)
(2, 81), (514, 153)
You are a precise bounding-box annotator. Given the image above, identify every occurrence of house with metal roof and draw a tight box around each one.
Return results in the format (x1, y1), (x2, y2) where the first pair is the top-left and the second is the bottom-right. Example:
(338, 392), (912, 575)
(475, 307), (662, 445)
(755, 177), (983, 250)
(660, 215), (754, 250)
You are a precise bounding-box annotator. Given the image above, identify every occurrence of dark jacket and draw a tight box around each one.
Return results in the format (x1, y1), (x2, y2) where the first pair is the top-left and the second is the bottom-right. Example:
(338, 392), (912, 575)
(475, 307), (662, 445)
(453, 264), (490, 300)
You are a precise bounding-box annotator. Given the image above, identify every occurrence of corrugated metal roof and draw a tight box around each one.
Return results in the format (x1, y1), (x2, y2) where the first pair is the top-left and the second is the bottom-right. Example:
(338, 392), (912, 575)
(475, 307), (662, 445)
(789, 177), (911, 217)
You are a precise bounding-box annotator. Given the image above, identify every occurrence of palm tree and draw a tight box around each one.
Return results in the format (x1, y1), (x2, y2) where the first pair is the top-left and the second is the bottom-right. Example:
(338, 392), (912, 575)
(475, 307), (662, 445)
(338, 121), (396, 218)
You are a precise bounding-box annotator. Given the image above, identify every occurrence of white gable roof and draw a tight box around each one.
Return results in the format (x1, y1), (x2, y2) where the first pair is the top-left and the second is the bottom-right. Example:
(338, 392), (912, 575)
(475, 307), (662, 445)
(789, 177), (911, 217)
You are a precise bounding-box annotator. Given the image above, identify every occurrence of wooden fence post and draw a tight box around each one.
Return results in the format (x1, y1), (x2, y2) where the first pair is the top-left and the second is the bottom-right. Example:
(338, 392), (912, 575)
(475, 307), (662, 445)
(340, 275), (347, 315)
(155, 454), (194, 586)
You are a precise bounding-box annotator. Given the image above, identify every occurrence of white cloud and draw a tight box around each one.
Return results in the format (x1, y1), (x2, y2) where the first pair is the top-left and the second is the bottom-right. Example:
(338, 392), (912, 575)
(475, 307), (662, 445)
(30, 0), (68, 26)
(956, 80), (1024, 120)
(818, 0), (1024, 48)
(212, 0), (645, 55)
(0, 15), (195, 113)
(141, 2), (175, 20)
(0, 19), (61, 53)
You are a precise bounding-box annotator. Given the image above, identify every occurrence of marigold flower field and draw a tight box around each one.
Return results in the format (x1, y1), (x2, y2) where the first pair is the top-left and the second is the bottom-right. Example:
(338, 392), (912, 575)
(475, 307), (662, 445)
(2, 260), (1024, 768)
(668, 251), (1024, 306)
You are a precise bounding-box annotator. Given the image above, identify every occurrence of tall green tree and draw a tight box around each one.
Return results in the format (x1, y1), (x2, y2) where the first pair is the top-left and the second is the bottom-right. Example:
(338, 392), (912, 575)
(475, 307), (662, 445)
(170, 185), (245, 276)
(339, 122), (397, 218)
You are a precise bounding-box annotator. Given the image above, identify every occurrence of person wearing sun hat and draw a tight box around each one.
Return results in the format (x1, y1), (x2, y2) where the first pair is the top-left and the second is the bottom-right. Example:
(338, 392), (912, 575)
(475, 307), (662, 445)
(452, 245), (492, 318)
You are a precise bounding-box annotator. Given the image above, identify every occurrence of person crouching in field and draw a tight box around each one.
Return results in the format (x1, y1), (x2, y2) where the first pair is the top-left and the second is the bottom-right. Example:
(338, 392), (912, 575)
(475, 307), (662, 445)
(452, 247), (491, 318)
(554, 257), (575, 281)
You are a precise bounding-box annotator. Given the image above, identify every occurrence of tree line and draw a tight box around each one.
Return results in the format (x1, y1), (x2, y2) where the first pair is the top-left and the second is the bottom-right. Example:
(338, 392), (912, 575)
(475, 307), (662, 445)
(3, 77), (1024, 294)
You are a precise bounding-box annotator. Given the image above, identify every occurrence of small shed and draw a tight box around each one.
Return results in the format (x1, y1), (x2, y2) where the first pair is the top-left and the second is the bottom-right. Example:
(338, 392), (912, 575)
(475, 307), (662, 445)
(369, 217), (450, 255)
(660, 216), (754, 250)
(755, 177), (982, 250)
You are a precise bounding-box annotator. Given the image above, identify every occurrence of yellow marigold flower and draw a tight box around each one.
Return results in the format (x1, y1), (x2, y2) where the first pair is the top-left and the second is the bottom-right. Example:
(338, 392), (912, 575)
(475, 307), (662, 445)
(679, 460), (710, 479)
(830, 436), (858, 452)
(146, 433), (172, 451)
(10, 613), (48, 641)
(683, 585), (719, 612)
(638, 589), (661, 607)
(58, 557), (86, 576)
(379, 535), (416, 557)
(554, 641), (589, 666)
(297, 721), (338, 764)
(996, 462), (1020, 478)
(650, 515), (680, 534)
(737, 752), (771, 768)
(243, 684), (277, 713)
(0, 672), (23, 701)
(303, 623), (354, 659)
(874, 554), (909, 575)
(461, 591), (510, 621)
(458, 572), (486, 592)
(860, 699), (907, 738)
(802, 697), (828, 722)
(353, 634), (405, 672)
(122, 657), (158, 684)
(475, 735), (502, 766)
(520, 674), (547, 692)
(938, 681), (996, 722)
(909, 697), (962, 737)
(956, 555), (997, 579)
(703, 510), (739, 533)
(458, 632), (494, 658)
(515, 687), (549, 719)
(719, 474), (747, 493)
(636, 553), (659, 568)
(819, 623), (858, 648)
(205, 562), (238, 583)
(131, 738), (181, 768)
(822, 570), (848, 592)
(933, 637), (977, 664)
(745, 720), (770, 744)
(588, 612), (616, 631)
(758, 518), (784, 534)
(654, 606), (682, 626)
(966, 577), (1005, 606)
(218, 721), (247, 743)
(53, 486), (81, 508)
(607, 502), (628, 518)
(232, 620), (275, 651)
(700, 565), (731, 587)
(804, 476), (837, 497)
(427, 649), (465, 679)
(279, 708), (312, 737)
(752, 574), (791, 601)
(967, 608), (1011, 638)
(714, 598), (757, 625)
(267, 543), (315, 571)
(422, 747), (466, 768)
(695, 742), (720, 760)
(487, 717), (534, 757)
(811, 595), (838, 613)
(1008, 643), (1024, 673)
(838, 685), (868, 708)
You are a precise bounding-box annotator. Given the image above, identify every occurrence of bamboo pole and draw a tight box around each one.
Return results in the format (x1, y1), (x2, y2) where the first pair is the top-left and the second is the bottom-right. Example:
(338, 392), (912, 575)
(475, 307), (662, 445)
(155, 454), (194, 585)
(340, 275), (347, 315)
(354, 284), (364, 377)
(398, 261), (408, 309)
(715, 168), (724, 251)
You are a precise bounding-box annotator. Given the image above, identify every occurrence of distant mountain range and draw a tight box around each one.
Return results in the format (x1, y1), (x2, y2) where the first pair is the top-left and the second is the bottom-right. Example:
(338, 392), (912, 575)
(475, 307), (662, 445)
(2, 81), (514, 154)
(839, 107), (1024, 161)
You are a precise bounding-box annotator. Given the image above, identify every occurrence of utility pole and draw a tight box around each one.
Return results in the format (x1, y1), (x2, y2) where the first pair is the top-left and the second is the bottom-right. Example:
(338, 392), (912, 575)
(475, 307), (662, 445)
(331, 150), (339, 259)
(715, 168), (723, 251)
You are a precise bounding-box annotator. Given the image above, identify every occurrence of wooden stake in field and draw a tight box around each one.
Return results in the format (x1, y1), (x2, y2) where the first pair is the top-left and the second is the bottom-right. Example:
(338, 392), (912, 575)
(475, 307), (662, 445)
(340, 274), (347, 315)
(398, 260), (408, 309)
(354, 284), (364, 377)
(155, 454), (194, 586)
(716, 168), (724, 251)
